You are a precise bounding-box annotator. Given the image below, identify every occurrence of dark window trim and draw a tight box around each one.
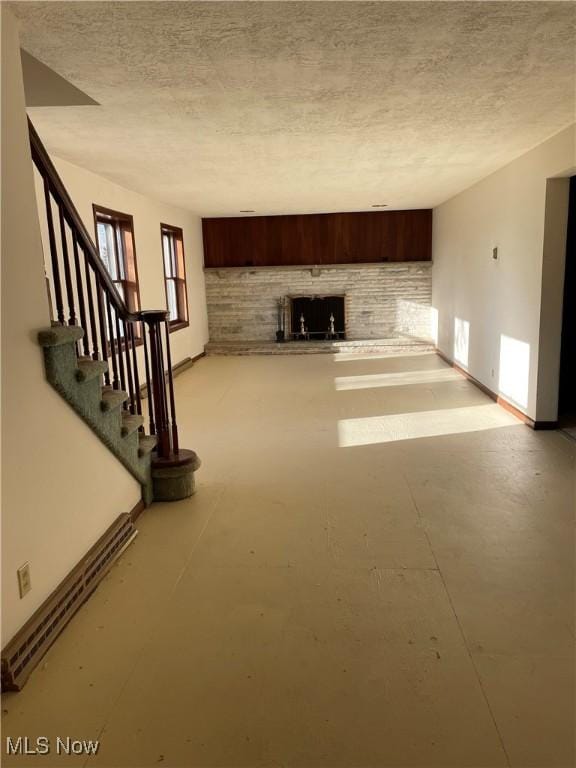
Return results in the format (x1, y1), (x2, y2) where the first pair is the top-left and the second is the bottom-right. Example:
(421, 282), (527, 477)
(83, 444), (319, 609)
(93, 204), (143, 346)
(160, 222), (189, 333)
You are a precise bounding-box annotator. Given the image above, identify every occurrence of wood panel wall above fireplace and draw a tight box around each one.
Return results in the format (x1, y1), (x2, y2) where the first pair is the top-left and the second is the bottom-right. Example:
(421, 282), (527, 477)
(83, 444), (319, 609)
(202, 210), (432, 268)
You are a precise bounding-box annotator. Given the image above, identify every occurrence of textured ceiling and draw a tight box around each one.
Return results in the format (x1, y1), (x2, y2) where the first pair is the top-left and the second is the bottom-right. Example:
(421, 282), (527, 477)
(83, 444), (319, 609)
(11, 1), (576, 216)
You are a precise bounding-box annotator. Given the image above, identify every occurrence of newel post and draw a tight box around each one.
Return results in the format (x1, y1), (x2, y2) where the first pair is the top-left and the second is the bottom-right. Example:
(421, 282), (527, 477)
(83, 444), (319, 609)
(141, 310), (201, 501)
(142, 310), (171, 458)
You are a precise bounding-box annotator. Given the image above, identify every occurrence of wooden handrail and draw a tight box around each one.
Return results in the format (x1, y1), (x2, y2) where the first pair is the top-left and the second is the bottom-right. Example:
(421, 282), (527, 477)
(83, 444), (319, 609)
(28, 118), (137, 322)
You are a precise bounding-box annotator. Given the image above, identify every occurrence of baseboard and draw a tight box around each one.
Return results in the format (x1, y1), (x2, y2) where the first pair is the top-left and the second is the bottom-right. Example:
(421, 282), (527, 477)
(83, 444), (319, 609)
(434, 349), (557, 430)
(1, 512), (137, 692)
(172, 357), (194, 377)
(172, 351), (205, 376)
(130, 498), (146, 522)
(494, 395), (533, 426)
(190, 350), (206, 365)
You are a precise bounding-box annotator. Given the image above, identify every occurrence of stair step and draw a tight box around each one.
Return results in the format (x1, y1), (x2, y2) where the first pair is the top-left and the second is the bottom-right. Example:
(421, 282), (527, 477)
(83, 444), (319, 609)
(138, 434), (157, 458)
(76, 359), (108, 383)
(38, 325), (84, 347)
(100, 388), (129, 412)
(121, 413), (144, 438)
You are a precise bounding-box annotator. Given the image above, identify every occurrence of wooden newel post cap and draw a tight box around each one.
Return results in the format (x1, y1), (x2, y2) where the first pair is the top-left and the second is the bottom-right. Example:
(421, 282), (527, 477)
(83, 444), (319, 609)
(140, 310), (168, 323)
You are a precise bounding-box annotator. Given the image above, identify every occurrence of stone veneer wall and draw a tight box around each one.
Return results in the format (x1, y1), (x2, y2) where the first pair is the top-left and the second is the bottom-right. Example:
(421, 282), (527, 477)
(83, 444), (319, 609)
(205, 262), (432, 342)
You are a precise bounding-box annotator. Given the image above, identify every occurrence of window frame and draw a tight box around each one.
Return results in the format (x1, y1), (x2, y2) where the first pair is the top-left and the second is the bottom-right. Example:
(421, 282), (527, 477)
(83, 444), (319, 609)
(93, 204), (142, 345)
(93, 204), (141, 311)
(160, 223), (189, 333)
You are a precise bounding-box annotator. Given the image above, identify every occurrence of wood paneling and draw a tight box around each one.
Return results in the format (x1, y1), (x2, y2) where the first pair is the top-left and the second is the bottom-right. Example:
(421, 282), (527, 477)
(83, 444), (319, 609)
(202, 210), (432, 268)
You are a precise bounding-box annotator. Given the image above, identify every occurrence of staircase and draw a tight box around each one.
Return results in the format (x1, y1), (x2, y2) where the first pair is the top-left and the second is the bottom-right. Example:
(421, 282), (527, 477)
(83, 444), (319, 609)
(38, 324), (156, 501)
(29, 119), (200, 503)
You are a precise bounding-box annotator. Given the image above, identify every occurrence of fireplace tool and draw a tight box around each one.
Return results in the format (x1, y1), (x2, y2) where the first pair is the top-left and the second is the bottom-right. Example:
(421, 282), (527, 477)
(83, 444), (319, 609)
(276, 297), (285, 342)
(329, 312), (336, 338)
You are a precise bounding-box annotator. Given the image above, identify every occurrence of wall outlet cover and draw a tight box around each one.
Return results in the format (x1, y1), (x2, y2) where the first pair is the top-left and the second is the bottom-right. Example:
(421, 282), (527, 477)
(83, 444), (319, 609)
(17, 562), (31, 598)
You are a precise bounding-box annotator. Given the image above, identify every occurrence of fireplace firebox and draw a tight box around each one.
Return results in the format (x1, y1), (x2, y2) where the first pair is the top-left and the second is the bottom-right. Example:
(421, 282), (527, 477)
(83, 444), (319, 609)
(289, 295), (345, 340)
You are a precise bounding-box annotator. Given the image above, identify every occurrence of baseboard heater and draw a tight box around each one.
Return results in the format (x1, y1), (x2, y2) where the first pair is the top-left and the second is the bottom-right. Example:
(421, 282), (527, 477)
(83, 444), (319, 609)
(1, 513), (137, 691)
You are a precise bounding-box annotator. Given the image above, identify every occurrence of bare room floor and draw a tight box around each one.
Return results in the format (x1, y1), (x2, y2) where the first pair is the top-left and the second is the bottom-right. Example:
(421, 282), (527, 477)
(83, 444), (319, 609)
(3, 352), (575, 768)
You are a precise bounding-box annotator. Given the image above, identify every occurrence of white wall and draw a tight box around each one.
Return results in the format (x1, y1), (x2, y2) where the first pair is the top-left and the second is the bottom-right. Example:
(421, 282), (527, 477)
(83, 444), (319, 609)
(1, 7), (141, 645)
(39, 156), (209, 366)
(432, 125), (575, 422)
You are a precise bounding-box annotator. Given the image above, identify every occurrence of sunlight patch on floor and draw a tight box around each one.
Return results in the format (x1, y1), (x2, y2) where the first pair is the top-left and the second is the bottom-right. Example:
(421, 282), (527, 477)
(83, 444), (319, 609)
(334, 368), (463, 391)
(338, 403), (520, 447)
(333, 350), (435, 363)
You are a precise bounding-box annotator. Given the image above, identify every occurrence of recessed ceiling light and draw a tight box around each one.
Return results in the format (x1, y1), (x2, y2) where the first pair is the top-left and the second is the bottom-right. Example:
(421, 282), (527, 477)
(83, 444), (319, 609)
(240, 209), (255, 213)
(371, 204), (387, 208)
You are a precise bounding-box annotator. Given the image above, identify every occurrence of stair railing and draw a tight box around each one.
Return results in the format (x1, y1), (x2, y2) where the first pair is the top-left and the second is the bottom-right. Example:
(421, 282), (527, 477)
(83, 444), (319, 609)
(28, 118), (179, 460)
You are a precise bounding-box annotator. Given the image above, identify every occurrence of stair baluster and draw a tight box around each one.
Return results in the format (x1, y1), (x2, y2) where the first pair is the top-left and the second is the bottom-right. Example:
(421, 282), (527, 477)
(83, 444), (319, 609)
(122, 319), (135, 415)
(58, 206), (76, 326)
(72, 231), (89, 357)
(114, 311), (126, 393)
(164, 318), (179, 454)
(95, 276), (110, 386)
(142, 325), (155, 436)
(129, 323), (143, 419)
(42, 176), (65, 325)
(105, 295), (120, 390)
(82, 249), (99, 361)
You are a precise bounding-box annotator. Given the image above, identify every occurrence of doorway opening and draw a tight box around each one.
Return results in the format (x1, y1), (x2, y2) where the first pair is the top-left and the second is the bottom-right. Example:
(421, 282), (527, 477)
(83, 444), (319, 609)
(558, 175), (576, 430)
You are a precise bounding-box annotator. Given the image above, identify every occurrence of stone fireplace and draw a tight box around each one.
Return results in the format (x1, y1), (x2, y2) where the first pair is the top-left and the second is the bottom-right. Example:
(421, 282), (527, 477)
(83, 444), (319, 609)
(287, 295), (345, 340)
(204, 262), (432, 343)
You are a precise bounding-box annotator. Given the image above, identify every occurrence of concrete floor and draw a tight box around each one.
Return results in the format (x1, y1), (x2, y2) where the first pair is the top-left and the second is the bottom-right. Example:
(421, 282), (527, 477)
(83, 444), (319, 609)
(3, 352), (575, 767)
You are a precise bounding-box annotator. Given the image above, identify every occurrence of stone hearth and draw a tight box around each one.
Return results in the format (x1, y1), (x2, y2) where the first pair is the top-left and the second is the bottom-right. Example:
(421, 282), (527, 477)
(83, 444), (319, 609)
(205, 338), (436, 356)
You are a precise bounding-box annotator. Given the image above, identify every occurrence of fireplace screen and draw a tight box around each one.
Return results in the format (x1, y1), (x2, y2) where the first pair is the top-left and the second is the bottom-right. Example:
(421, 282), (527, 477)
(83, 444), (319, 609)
(289, 296), (345, 340)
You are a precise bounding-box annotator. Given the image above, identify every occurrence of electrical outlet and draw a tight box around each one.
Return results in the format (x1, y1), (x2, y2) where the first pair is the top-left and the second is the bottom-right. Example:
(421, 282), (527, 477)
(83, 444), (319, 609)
(17, 563), (31, 598)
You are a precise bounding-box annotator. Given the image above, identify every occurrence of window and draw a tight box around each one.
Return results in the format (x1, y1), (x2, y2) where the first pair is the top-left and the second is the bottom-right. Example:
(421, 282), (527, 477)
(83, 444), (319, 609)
(93, 205), (140, 314)
(161, 224), (188, 329)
